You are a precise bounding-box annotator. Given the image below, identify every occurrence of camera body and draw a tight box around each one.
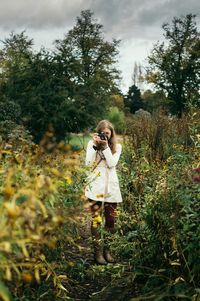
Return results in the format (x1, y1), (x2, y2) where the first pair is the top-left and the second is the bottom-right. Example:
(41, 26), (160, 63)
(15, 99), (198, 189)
(97, 131), (108, 140)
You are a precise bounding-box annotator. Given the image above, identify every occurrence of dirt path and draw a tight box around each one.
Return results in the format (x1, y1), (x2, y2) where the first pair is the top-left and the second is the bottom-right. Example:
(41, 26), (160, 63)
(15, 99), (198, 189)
(66, 218), (106, 300)
(64, 215), (139, 301)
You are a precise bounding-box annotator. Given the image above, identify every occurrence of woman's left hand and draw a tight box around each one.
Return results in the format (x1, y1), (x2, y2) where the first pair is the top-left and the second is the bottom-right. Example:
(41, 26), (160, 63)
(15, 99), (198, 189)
(99, 138), (108, 149)
(93, 133), (108, 149)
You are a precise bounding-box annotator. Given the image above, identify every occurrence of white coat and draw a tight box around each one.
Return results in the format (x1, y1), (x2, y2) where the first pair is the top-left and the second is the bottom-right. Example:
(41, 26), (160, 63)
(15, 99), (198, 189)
(85, 140), (122, 203)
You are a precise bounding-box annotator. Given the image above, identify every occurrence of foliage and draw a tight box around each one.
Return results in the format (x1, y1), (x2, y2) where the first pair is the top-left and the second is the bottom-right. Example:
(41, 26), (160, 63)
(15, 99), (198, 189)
(124, 84), (145, 114)
(110, 109), (200, 300)
(0, 108), (199, 300)
(0, 130), (86, 300)
(0, 12), (199, 300)
(142, 89), (168, 113)
(54, 9), (121, 133)
(0, 99), (21, 123)
(67, 133), (91, 151)
(109, 94), (124, 109)
(0, 31), (33, 105)
(106, 106), (125, 134)
(16, 49), (71, 142)
(146, 14), (200, 117)
(0, 34), (72, 142)
(0, 11), (121, 142)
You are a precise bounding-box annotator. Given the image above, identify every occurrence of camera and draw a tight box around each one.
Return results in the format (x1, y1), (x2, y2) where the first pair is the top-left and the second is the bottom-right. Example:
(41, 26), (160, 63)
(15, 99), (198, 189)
(97, 131), (108, 140)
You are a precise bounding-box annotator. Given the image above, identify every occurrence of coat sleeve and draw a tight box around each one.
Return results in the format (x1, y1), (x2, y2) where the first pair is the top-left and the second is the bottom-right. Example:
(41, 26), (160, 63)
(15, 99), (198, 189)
(102, 143), (122, 168)
(85, 140), (97, 166)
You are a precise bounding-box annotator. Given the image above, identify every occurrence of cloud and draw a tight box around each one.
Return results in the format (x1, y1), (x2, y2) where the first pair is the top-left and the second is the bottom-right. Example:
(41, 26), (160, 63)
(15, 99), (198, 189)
(0, 0), (92, 29)
(0, 0), (199, 36)
(0, 0), (199, 92)
(92, 0), (200, 40)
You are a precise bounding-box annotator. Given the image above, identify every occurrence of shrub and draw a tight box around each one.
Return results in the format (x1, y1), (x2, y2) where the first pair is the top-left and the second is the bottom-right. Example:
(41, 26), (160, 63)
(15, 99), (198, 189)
(106, 106), (125, 134)
(112, 109), (200, 299)
(0, 100), (21, 122)
(0, 130), (86, 300)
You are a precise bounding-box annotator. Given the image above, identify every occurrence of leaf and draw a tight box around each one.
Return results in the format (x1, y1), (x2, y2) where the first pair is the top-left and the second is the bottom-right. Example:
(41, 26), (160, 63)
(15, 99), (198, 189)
(21, 244), (29, 258)
(0, 280), (12, 301)
(5, 267), (12, 281)
(57, 283), (68, 292)
(170, 261), (181, 266)
(158, 269), (166, 273)
(174, 277), (185, 284)
(34, 268), (40, 283)
(16, 195), (29, 205)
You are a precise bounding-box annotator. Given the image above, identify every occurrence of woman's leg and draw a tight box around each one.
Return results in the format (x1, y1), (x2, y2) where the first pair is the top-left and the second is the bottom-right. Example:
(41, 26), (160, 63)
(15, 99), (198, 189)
(104, 202), (117, 231)
(89, 200), (107, 265)
(104, 203), (117, 263)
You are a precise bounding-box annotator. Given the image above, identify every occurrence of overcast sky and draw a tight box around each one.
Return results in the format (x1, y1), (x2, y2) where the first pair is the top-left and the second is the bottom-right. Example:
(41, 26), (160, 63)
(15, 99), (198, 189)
(0, 0), (199, 92)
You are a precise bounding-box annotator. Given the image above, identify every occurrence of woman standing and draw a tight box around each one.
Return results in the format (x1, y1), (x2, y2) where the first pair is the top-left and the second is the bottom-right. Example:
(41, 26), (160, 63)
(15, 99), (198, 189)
(85, 120), (122, 264)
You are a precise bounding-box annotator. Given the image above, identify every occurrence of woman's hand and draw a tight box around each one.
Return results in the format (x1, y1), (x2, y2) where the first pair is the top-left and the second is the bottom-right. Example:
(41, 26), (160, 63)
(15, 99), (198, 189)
(93, 133), (108, 148)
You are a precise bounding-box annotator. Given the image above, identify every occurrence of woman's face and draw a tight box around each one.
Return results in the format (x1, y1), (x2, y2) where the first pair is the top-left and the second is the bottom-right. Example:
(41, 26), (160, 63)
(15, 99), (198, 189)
(102, 127), (112, 140)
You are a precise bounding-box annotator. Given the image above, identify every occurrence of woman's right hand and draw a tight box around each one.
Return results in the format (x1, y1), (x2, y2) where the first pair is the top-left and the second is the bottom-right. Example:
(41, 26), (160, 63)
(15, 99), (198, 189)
(93, 133), (108, 149)
(93, 133), (101, 145)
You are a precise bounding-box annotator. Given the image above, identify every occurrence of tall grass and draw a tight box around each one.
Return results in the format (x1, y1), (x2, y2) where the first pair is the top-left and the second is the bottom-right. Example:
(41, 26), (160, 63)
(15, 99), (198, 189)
(110, 109), (200, 300)
(0, 128), (86, 300)
(0, 110), (199, 300)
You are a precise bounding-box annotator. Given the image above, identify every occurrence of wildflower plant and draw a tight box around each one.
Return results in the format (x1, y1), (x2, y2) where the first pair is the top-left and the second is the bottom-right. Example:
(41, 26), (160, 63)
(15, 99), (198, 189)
(111, 109), (200, 300)
(0, 129), (86, 300)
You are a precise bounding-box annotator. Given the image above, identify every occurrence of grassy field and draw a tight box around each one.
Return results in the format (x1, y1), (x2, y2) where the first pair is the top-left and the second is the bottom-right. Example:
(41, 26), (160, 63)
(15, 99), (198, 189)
(68, 134), (91, 150)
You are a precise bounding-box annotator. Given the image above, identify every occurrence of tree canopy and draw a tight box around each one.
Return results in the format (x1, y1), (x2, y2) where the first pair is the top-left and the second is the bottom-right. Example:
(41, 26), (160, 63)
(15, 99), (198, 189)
(124, 84), (144, 114)
(0, 10), (120, 141)
(146, 14), (200, 116)
(53, 10), (120, 133)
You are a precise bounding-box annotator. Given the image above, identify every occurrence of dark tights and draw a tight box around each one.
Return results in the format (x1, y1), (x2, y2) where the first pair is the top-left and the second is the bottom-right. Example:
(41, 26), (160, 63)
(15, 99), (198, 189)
(89, 200), (117, 230)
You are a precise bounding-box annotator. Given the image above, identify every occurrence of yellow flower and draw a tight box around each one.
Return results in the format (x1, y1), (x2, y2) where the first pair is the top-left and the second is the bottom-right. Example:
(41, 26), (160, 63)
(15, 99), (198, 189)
(96, 194), (104, 198)
(92, 214), (102, 228)
(65, 144), (71, 150)
(4, 202), (20, 218)
(92, 161), (97, 168)
(22, 273), (34, 283)
(51, 168), (60, 176)
(65, 176), (72, 185)
(3, 186), (15, 199)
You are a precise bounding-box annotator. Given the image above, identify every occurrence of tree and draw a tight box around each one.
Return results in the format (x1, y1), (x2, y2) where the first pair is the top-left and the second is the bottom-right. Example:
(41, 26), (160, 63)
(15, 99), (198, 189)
(0, 99), (21, 122)
(0, 33), (71, 142)
(142, 89), (168, 113)
(106, 106), (125, 134)
(0, 31), (34, 98)
(54, 10), (121, 131)
(124, 84), (144, 114)
(0, 11), (121, 141)
(132, 62), (144, 90)
(147, 14), (200, 116)
(18, 50), (71, 142)
(0, 31), (35, 139)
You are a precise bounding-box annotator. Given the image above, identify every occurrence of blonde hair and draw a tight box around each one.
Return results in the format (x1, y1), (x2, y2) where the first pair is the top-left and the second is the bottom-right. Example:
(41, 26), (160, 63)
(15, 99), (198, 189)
(96, 120), (117, 154)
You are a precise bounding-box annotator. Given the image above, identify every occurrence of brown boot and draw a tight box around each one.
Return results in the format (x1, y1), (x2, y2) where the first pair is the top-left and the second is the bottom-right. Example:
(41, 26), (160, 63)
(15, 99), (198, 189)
(104, 226), (116, 263)
(94, 250), (107, 265)
(91, 225), (107, 265)
(103, 249), (116, 263)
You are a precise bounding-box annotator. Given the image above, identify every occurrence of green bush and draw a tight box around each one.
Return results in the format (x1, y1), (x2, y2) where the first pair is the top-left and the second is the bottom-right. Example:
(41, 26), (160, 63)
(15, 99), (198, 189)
(106, 106), (125, 134)
(0, 132), (86, 300)
(0, 100), (21, 122)
(112, 110), (200, 299)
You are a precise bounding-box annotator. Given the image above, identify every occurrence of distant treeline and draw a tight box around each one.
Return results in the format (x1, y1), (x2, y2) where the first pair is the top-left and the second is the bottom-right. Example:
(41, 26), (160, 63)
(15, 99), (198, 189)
(0, 11), (199, 141)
